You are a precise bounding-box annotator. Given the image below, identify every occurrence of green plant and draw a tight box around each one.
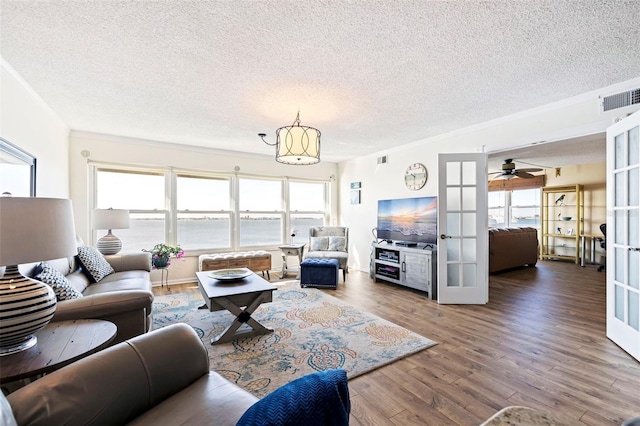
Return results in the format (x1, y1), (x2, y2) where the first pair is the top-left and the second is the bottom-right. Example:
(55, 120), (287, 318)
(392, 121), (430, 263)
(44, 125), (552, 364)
(143, 243), (184, 268)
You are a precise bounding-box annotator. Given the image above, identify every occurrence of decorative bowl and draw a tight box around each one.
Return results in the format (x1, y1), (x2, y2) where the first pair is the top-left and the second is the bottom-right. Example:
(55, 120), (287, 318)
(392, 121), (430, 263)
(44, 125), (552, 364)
(208, 268), (252, 282)
(561, 216), (572, 221)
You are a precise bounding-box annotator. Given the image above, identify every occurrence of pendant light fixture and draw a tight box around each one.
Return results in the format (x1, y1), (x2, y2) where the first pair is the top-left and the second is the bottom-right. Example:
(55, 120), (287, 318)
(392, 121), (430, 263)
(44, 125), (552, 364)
(258, 111), (321, 165)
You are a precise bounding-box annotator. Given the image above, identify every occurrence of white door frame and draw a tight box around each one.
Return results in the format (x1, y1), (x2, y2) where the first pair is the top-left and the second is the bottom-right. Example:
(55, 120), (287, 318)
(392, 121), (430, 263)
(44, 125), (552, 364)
(437, 153), (489, 304)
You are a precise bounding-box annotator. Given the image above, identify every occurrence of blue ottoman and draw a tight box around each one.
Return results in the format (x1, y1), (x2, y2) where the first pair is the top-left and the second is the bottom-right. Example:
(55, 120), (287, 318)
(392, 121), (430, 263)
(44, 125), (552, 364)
(300, 258), (339, 289)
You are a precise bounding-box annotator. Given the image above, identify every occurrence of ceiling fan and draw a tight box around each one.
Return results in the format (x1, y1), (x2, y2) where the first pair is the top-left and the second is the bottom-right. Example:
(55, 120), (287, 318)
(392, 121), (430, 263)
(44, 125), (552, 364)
(489, 159), (543, 180)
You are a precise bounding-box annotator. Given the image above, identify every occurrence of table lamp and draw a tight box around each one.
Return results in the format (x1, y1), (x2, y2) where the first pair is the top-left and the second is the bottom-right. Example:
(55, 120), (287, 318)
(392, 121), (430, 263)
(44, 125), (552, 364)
(0, 197), (78, 356)
(93, 208), (130, 255)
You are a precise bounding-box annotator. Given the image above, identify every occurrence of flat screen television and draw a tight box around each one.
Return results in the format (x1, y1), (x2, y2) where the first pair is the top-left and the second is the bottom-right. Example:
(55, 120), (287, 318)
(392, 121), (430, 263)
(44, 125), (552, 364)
(377, 196), (438, 245)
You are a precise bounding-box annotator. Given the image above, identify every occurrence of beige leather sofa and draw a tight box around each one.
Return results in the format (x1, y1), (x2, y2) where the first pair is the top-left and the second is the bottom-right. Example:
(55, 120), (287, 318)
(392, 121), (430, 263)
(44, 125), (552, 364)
(489, 227), (538, 274)
(7, 324), (258, 426)
(17, 251), (153, 345)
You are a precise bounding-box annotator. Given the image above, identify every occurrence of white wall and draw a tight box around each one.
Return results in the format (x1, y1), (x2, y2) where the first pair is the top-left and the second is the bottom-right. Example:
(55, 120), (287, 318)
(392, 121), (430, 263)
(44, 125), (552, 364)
(69, 131), (339, 284)
(0, 59), (69, 197)
(338, 79), (639, 273)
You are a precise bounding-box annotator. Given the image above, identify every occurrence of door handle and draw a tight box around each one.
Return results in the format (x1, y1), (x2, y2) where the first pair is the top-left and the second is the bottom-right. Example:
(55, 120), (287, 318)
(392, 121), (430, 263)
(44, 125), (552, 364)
(629, 247), (640, 252)
(440, 234), (452, 239)
(401, 261), (406, 272)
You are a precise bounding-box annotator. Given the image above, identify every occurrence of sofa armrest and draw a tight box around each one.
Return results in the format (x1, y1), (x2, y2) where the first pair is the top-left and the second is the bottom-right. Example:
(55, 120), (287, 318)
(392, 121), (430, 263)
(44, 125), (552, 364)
(51, 290), (153, 322)
(105, 252), (152, 272)
(7, 324), (209, 426)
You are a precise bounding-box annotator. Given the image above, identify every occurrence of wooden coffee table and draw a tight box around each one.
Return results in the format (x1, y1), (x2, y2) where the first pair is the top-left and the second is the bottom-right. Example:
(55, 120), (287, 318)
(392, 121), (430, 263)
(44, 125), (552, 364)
(0, 319), (117, 386)
(196, 269), (277, 345)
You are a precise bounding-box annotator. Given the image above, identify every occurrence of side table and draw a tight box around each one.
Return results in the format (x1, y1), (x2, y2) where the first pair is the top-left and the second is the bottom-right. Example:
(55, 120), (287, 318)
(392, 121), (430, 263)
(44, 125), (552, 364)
(156, 266), (169, 287)
(0, 319), (117, 388)
(278, 243), (306, 279)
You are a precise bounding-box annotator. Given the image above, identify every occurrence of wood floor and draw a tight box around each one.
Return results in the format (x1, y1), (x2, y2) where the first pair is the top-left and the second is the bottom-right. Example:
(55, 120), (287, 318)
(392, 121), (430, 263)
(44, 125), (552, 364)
(155, 261), (640, 425)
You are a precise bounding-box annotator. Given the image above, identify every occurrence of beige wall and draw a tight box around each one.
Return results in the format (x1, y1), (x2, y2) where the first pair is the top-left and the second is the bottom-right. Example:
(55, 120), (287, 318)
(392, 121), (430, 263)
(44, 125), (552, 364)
(1, 59), (69, 197)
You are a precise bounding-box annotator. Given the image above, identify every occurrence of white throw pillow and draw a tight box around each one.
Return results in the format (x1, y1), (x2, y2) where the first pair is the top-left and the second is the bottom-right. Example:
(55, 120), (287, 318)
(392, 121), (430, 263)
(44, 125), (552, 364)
(310, 236), (329, 251)
(328, 236), (347, 252)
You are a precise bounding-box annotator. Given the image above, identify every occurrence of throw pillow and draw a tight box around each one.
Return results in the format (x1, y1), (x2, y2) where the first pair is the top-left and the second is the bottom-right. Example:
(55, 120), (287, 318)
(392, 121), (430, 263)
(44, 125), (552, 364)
(237, 370), (350, 426)
(310, 236), (329, 251)
(76, 246), (114, 283)
(33, 262), (83, 301)
(328, 236), (347, 252)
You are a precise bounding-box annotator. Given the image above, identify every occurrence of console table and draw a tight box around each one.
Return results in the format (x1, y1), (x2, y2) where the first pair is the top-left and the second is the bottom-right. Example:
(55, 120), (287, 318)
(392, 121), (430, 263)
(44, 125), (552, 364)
(372, 242), (437, 299)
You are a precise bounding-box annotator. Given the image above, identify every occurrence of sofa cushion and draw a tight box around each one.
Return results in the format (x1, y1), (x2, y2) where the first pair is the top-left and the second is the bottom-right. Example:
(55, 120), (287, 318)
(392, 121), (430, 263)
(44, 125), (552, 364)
(76, 246), (114, 283)
(33, 262), (83, 301)
(83, 271), (152, 296)
(328, 236), (347, 252)
(310, 236), (329, 251)
(236, 369), (350, 426)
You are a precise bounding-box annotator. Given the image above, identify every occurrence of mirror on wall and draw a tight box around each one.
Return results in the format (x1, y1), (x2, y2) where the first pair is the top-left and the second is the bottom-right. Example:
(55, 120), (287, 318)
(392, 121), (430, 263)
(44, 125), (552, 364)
(0, 137), (37, 196)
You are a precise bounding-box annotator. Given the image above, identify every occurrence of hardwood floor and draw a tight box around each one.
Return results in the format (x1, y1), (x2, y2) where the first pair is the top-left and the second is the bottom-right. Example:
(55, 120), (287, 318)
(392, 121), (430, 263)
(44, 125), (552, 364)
(154, 261), (640, 425)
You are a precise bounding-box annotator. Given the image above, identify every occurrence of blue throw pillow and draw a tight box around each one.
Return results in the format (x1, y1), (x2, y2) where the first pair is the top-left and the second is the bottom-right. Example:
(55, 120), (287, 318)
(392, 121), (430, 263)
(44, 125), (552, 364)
(236, 369), (350, 426)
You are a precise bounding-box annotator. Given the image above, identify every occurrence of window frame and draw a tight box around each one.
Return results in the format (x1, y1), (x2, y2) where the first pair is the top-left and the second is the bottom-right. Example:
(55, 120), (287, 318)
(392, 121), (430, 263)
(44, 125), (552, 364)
(89, 164), (330, 254)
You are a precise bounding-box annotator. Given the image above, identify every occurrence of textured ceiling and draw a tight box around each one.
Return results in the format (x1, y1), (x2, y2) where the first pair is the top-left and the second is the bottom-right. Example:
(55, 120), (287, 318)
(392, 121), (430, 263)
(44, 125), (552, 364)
(1, 1), (639, 163)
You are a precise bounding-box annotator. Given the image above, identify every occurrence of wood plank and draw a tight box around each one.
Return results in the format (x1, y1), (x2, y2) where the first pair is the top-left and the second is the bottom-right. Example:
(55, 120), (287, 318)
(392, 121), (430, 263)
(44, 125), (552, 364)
(156, 260), (640, 425)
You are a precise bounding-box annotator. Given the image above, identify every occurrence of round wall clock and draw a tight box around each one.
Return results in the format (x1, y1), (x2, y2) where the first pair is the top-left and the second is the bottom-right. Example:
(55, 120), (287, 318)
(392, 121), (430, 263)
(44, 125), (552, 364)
(404, 163), (427, 190)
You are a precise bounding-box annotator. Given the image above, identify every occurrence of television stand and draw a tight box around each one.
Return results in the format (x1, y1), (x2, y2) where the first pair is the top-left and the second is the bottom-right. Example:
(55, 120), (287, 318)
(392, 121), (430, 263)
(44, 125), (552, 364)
(372, 242), (437, 299)
(394, 241), (417, 247)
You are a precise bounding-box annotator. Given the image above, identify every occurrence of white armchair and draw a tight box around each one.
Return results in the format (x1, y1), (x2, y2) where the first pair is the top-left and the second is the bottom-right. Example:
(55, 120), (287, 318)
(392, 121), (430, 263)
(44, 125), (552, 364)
(304, 226), (349, 281)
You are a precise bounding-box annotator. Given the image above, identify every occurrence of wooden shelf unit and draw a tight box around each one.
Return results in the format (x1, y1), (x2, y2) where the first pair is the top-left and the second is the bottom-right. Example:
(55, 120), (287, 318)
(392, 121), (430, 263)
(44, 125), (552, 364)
(540, 184), (584, 264)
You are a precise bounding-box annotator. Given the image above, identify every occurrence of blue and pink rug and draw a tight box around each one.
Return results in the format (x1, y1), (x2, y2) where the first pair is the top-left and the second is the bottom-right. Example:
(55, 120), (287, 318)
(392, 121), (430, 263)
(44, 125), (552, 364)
(153, 282), (436, 397)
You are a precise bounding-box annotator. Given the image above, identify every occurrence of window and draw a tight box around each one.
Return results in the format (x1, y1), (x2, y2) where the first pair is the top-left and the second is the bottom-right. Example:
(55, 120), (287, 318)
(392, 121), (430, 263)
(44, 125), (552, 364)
(489, 188), (540, 228)
(239, 178), (283, 247)
(96, 169), (165, 252)
(177, 175), (231, 249)
(92, 166), (329, 252)
(289, 181), (326, 240)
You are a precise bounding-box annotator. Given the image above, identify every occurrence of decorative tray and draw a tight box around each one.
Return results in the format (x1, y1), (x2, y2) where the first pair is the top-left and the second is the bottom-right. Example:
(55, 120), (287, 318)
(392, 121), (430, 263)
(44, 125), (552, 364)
(208, 268), (252, 282)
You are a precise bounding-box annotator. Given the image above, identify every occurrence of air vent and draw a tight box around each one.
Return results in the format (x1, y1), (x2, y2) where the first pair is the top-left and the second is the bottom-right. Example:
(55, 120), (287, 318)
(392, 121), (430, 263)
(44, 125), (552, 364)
(602, 88), (640, 111)
(377, 155), (388, 165)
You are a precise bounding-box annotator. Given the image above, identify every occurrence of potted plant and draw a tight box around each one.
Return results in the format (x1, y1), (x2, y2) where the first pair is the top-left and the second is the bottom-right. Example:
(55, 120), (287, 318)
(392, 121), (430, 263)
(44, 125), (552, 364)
(144, 243), (185, 269)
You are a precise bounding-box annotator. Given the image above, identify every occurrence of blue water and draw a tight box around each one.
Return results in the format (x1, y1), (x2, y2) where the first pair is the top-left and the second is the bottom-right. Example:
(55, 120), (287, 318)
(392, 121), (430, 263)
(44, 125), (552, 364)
(117, 217), (323, 252)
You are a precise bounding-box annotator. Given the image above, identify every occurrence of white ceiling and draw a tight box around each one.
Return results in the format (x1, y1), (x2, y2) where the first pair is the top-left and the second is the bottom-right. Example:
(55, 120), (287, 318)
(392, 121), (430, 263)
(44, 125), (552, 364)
(1, 1), (639, 164)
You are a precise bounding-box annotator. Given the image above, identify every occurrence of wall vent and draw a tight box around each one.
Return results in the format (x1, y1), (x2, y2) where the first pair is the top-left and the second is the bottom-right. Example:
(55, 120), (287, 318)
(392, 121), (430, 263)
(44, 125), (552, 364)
(602, 88), (640, 112)
(377, 155), (388, 165)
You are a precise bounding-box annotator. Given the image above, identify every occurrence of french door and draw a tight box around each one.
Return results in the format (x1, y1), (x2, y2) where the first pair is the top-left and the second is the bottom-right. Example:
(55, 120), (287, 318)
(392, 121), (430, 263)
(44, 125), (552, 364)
(606, 111), (640, 361)
(437, 153), (489, 304)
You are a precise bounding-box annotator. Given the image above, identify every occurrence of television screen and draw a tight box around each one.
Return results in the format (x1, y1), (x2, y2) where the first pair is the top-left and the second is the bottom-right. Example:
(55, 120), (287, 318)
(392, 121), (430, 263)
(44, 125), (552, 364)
(377, 196), (438, 244)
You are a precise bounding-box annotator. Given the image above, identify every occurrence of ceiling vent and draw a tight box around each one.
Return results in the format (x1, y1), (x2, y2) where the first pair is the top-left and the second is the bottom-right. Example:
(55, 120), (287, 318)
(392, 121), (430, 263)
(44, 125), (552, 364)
(377, 155), (388, 165)
(602, 88), (640, 112)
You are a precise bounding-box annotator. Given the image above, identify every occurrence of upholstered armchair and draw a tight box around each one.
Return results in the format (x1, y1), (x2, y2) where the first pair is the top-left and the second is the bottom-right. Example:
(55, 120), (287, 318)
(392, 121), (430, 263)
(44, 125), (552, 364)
(304, 226), (349, 280)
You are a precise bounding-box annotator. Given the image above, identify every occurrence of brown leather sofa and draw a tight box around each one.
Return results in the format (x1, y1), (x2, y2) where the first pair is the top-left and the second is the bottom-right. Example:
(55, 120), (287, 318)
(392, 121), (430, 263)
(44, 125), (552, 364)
(489, 227), (538, 273)
(17, 251), (153, 345)
(7, 324), (258, 426)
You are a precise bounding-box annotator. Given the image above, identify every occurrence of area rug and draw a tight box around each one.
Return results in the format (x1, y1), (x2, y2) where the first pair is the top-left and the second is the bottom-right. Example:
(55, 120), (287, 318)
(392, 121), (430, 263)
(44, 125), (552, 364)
(153, 282), (436, 397)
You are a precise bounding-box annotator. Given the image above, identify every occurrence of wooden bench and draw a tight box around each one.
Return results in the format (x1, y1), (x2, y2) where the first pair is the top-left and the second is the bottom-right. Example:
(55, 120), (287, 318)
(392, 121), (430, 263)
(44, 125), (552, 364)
(198, 251), (272, 280)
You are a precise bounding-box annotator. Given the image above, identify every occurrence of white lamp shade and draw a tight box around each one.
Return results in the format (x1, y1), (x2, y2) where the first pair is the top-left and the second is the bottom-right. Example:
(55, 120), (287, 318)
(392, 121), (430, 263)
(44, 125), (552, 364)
(0, 197), (78, 266)
(276, 125), (321, 165)
(93, 209), (130, 230)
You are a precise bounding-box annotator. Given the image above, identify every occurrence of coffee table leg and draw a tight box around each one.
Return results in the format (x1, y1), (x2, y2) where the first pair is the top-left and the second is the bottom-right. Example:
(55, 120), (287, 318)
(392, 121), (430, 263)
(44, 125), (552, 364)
(211, 293), (274, 345)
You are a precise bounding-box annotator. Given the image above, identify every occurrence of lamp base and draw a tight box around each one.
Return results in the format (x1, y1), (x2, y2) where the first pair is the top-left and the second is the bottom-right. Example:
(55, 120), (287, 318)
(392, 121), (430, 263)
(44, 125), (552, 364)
(0, 265), (56, 356)
(97, 230), (122, 255)
(0, 336), (37, 356)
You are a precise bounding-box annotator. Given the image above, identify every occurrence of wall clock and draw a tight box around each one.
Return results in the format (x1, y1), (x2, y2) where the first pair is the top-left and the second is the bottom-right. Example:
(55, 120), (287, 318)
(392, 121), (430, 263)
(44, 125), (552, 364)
(404, 163), (427, 190)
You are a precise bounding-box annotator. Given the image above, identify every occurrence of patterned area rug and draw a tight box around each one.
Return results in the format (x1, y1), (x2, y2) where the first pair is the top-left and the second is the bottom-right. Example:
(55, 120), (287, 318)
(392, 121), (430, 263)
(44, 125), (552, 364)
(153, 282), (436, 397)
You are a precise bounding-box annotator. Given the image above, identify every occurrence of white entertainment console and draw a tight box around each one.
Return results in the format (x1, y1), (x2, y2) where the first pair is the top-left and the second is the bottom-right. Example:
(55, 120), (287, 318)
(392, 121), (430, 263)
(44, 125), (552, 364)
(372, 242), (437, 299)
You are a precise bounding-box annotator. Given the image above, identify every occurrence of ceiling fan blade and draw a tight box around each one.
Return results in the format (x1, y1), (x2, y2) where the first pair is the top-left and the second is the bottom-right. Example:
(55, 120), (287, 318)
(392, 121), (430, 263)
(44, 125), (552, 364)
(491, 173), (513, 180)
(514, 170), (535, 179)
(516, 167), (543, 172)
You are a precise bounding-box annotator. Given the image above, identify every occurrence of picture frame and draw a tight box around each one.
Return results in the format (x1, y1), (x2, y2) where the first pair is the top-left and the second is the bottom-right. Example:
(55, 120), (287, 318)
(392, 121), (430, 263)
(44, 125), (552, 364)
(350, 189), (361, 205)
(350, 181), (361, 190)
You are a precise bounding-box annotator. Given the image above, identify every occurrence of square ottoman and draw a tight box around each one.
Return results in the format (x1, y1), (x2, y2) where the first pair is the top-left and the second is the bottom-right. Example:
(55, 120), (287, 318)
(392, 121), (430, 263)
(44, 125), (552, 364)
(300, 258), (339, 289)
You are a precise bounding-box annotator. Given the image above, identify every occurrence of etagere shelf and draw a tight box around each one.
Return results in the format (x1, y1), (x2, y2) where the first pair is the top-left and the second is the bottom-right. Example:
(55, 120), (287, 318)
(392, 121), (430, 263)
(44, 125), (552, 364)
(540, 184), (583, 264)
